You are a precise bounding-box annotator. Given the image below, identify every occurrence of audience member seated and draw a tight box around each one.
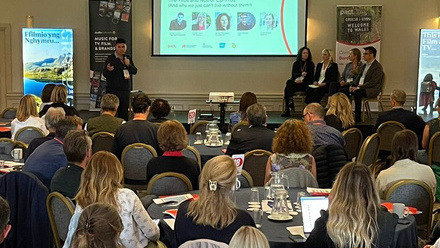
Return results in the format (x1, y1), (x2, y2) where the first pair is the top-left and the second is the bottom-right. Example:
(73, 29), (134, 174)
(146, 120), (200, 189)
(376, 130), (436, 199)
(305, 48), (338, 104)
(85, 93), (125, 136)
(306, 162), (398, 248)
(23, 116), (82, 188)
(38, 83), (56, 113)
(230, 92), (257, 127)
(0, 196), (11, 244)
(174, 156), (255, 246)
(112, 93), (162, 159)
(324, 93), (355, 132)
(149, 98), (171, 124)
(51, 130), (92, 198)
(330, 48), (363, 96)
(11, 95), (48, 140)
(24, 107), (65, 161)
(265, 119), (316, 184)
(373, 89), (425, 143)
(71, 203), (123, 248)
(39, 85), (80, 117)
(419, 98), (440, 164)
(229, 226), (269, 248)
(349, 46), (384, 122)
(226, 103), (274, 156)
(63, 151), (160, 248)
(303, 103), (345, 147)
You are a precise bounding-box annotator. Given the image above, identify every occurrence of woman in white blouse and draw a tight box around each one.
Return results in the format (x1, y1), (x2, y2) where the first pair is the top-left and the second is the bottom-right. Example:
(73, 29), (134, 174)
(63, 151), (160, 248)
(10, 95), (48, 140)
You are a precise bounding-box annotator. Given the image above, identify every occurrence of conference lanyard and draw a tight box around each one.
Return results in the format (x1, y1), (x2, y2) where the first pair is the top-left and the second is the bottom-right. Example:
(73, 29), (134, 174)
(54, 137), (63, 145)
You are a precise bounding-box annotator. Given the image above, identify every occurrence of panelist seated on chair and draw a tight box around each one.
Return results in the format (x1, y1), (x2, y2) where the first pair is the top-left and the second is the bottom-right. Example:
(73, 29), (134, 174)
(112, 93), (162, 159)
(146, 120), (200, 189)
(303, 103), (345, 147)
(174, 156), (255, 246)
(11, 95), (48, 140)
(348, 46), (384, 123)
(24, 107), (66, 161)
(85, 93), (125, 137)
(376, 130), (436, 199)
(23, 116), (82, 189)
(330, 48), (363, 96)
(51, 130), (92, 199)
(226, 103), (274, 156)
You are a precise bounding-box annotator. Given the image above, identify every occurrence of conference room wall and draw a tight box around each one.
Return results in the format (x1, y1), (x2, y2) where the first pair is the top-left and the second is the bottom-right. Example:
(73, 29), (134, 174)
(0, 0), (438, 111)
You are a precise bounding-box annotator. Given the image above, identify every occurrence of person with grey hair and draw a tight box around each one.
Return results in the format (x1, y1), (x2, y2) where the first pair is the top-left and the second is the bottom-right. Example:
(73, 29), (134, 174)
(0, 196), (11, 244)
(226, 103), (274, 155)
(24, 107), (66, 161)
(373, 89), (425, 143)
(85, 93), (125, 137)
(51, 130), (93, 198)
(303, 103), (344, 147)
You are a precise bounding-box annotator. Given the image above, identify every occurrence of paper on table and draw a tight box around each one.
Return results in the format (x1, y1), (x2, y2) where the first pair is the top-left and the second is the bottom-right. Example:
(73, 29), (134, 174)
(286, 226), (306, 239)
(164, 219), (175, 230)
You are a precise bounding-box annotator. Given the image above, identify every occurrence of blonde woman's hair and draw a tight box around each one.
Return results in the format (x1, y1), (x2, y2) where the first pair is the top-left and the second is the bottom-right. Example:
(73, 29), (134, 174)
(326, 93), (355, 129)
(229, 226), (269, 248)
(272, 119), (313, 154)
(187, 155), (237, 229)
(327, 162), (380, 248)
(50, 85), (68, 103)
(322, 48), (334, 64)
(71, 203), (123, 248)
(16, 95), (38, 122)
(75, 151), (123, 209)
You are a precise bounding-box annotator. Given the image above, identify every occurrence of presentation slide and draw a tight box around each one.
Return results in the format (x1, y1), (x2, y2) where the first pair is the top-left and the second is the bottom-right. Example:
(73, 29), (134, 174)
(152, 0), (307, 56)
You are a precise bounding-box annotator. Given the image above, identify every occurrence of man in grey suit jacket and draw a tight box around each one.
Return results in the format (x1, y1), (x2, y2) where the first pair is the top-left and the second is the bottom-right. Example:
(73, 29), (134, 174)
(350, 46), (384, 122)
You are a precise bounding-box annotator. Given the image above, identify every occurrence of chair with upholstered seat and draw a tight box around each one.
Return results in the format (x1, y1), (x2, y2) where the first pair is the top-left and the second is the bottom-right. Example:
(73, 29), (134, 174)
(0, 107), (17, 119)
(429, 131), (440, 166)
(281, 167), (318, 188)
(376, 121), (405, 153)
(384, 179), (434, 239)
(46, 192), (75, 248)
(121, 143), (157, 191)
(182, 146), (202, 170)
(243, 149), (272, 186)
(237, 169), (254, 188)
(91, 131), (114, 154)
(14, 126), (45, 144)
(0, 138), (16, 160)
(231, 120), (249, 134)
(357, 133), (381, 168)
(190, 121), (209, 135)
(342, 127), (363, 161)
(146, 172), (193, 195)
(361, 73), (385, 122)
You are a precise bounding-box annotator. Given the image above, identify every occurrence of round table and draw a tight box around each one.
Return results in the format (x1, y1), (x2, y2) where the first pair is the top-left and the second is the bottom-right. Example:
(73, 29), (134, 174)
(187, 134), (227, 166)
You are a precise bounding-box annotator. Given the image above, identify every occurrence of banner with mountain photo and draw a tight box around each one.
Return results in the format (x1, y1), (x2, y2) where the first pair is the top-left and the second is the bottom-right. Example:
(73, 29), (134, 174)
(22, 28), (74, 107)
(89, 0), (132, 110)
(335, 5), (382, 72)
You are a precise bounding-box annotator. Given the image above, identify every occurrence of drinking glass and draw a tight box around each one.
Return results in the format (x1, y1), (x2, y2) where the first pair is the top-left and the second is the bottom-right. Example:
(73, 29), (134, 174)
(252, 209), (263, 228)
(295, 191), (307, 208)
(249, 188), (260, 205)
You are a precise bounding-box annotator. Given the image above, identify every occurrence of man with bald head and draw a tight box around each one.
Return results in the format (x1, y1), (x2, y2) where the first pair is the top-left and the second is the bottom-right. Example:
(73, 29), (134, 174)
(303, 103), (344, 147)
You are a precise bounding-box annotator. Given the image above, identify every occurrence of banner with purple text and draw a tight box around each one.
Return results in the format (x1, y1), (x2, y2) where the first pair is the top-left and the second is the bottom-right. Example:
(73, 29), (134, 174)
(336, 5), (382, 73)
(89, 0), (132, 110)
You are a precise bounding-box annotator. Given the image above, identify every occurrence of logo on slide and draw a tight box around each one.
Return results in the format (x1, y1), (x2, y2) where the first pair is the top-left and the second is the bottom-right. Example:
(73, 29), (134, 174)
(203, 43), (213, 48)
(219, 43), (226, 48)
(232, 43), (237, 48)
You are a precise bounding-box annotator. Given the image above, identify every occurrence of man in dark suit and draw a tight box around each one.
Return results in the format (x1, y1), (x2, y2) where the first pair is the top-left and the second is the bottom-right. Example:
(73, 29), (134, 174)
(374, 89), (425, 143)
(226, 103), (274, 155)
(350, 46), (384, 122)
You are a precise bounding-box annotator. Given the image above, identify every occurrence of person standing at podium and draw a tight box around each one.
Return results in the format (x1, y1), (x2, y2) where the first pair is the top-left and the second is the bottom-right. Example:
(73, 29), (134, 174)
(103, 38), (137, 121)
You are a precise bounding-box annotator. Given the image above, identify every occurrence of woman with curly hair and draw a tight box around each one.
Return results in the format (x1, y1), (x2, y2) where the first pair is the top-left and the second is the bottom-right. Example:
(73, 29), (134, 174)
(265, 119), (316, 183)
(324, 93), (355, 132)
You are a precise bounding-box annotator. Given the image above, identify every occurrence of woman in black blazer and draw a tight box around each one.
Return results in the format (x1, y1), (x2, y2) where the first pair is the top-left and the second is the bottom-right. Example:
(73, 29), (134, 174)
(305, 49), (339, 104)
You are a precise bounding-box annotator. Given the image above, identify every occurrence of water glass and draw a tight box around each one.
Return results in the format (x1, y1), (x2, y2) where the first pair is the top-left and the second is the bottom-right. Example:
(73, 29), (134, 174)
(252, 209), (263, 228)
(195, 132), (202, 142)
(295, 191), (307, 206)
(249, 188), (260, 205)
(224, 132), (231, 144)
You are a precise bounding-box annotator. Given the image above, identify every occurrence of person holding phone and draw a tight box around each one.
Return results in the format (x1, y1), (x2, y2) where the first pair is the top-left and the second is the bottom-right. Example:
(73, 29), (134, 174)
(103, 38), (137, 121)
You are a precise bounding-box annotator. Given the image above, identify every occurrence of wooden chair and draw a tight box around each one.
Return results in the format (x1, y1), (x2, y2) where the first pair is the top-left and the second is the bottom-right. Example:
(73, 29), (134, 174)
(146, 172), (193, 195)
(231, 120), (249, 134)
(182, 146), (201, 170)
(190, 121), (209, 135)
(429, 131), (440, 166)
(14, 126), (45, 144)
(243, 149), (272, 186)
(237, 169), (254, 188)
(46, 192), (75, 248)
(385, 179), (434, 239)
(121, 143), (157, 191)
(342, 127), (363, 160)
(361, 73), (385, 122)
(0, 107), (17, 119)
(357, 133), (380, 168)
(91, 131), (114, 154)
(376, 121), (405, 153)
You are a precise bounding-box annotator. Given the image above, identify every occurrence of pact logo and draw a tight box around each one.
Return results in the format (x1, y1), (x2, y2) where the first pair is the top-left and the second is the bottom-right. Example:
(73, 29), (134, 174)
(219, 43), (226, 48)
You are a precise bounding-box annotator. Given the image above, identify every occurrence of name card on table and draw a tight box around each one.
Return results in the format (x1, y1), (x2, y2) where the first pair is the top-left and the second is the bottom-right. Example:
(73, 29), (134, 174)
(232, 154), (244, 175)
(188, 109), (196, 124)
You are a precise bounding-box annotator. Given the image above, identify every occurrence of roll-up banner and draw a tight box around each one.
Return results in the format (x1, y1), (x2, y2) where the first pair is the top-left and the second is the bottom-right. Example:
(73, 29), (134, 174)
(335, 5), (382, 73)
(89, 0), (133, 110)
(22, 28), (74, 108)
